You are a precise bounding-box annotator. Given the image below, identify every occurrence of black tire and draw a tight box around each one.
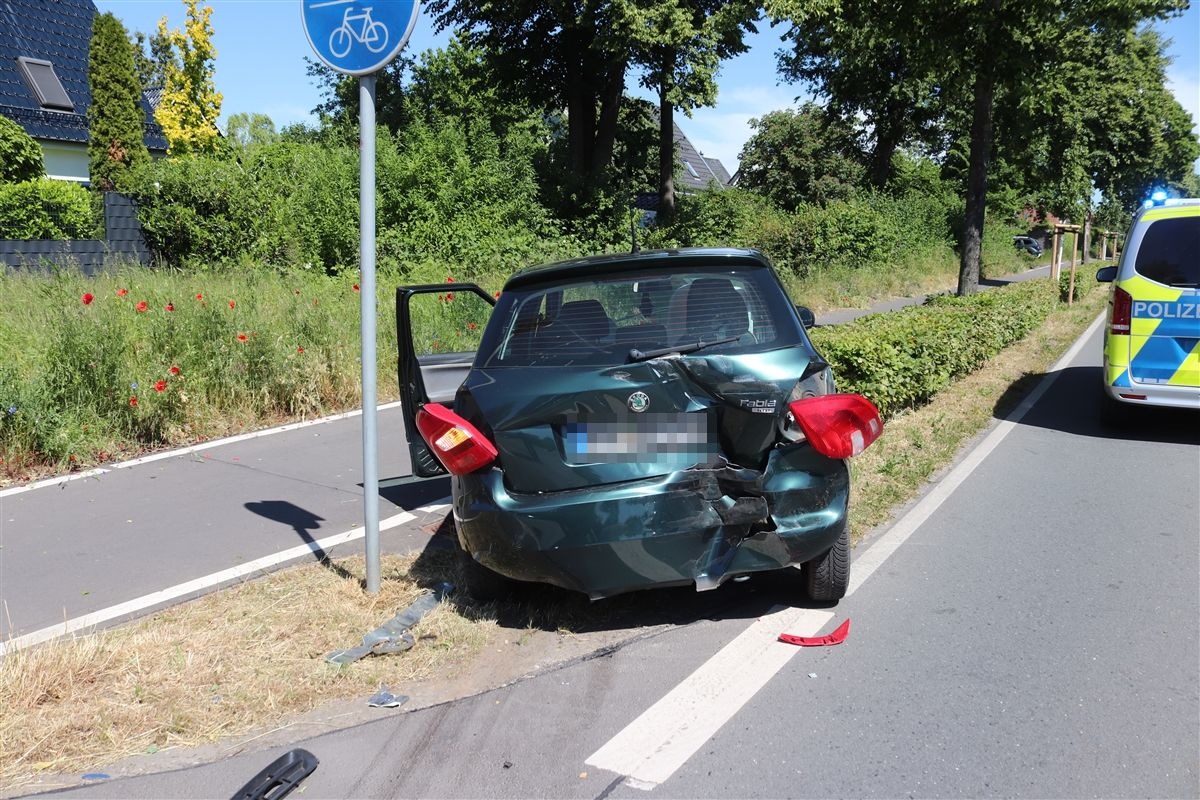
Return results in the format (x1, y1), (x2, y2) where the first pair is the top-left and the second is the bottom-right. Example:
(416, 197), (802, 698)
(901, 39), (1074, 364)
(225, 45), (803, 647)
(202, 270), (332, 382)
(802, 526), (850, 603)
(457, 546), (515, 603)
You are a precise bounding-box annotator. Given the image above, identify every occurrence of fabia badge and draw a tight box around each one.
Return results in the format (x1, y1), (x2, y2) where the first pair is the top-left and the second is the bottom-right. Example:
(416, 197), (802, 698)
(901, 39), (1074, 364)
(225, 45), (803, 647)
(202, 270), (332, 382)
(627, 391), (650, 413)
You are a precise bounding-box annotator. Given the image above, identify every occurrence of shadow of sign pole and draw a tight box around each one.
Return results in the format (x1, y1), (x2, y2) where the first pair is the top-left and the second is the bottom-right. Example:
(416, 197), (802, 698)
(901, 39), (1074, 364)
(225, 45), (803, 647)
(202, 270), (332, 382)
(302, 0), (420, 593)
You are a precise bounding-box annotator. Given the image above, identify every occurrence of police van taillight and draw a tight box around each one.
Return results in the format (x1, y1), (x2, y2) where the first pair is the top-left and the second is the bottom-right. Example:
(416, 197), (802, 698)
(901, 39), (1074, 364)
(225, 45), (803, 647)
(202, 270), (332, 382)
(416, 403), (498, 475)
(1110, 286), (1132, 335)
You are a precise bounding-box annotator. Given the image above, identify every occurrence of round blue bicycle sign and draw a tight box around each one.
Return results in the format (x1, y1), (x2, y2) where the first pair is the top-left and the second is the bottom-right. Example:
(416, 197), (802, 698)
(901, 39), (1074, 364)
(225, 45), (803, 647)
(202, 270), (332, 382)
(302, 0), (419, 76)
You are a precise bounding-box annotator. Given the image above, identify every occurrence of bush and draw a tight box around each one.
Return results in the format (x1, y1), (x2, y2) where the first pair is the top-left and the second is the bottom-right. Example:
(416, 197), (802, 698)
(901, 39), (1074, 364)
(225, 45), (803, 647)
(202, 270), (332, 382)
(809, 279), (1061, 417)
(0, 179), (96, 239)
(0, 116), (44, 184)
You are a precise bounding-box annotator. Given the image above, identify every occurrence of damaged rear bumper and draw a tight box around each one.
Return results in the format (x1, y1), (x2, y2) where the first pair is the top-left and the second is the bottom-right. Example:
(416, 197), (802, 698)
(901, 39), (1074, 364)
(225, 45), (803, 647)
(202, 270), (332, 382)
(453, 445), (849, 599)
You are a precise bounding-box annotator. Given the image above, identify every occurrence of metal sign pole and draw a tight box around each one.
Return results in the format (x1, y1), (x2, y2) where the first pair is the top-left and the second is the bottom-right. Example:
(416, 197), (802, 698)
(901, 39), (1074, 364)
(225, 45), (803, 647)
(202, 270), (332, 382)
(360, 75), (380, 594)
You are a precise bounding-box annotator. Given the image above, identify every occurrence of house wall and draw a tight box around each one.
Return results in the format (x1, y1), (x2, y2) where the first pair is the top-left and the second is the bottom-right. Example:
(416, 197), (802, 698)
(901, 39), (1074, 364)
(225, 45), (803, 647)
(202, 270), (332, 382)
(40, 140), (88, 182)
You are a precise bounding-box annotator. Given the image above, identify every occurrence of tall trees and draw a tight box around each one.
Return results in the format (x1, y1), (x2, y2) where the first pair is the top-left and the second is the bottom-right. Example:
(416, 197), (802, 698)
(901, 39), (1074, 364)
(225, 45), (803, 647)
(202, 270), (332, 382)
(88, 12), (149, 190)
(425, 0), (638, 196)
(155, 0), (222, 155)
(736, 105), (865, 210)
(771, 0), (1189, 294)
(631, 0), (758, 219)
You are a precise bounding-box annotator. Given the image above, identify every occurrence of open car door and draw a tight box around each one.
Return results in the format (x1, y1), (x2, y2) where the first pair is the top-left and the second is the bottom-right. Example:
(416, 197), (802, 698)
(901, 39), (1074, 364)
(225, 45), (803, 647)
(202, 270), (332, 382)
(396, 283), (495, 478)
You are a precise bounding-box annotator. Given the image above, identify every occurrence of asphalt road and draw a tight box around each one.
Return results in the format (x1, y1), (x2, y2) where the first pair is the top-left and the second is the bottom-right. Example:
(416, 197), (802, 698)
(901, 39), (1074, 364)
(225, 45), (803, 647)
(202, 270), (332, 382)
(39, 317), (1200, 798)
(0, 406), (450, 642)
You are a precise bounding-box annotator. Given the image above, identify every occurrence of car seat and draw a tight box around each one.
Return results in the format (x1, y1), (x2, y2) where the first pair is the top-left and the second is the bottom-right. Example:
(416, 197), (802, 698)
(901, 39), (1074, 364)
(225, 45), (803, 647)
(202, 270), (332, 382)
(666, 278), (750, 345)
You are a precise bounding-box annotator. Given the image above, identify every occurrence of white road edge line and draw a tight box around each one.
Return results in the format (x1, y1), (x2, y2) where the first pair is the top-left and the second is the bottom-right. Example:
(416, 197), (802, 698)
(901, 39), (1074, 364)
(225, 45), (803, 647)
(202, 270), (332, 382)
(0, 498), (452, 657)
(0, 401), (405, 498)
(586, 313), (1104, 790)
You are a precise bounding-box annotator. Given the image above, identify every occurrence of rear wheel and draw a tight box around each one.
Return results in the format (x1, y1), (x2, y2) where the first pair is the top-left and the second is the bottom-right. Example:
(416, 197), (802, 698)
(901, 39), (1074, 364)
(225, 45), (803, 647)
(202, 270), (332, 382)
(1099, 390), (1132, 427)
(802, 527), (850, 603)
(457, 546), (516, 603)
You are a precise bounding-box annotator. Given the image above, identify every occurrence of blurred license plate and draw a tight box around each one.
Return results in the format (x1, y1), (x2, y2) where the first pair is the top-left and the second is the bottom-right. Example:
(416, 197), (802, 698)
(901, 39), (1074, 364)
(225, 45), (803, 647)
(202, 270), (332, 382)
(562, 413), (715, 465)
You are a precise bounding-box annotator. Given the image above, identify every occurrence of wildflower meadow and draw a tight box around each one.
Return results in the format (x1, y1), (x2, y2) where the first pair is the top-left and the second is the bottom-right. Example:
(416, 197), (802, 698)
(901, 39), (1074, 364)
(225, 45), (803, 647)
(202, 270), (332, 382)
(0, 263), (492, 481)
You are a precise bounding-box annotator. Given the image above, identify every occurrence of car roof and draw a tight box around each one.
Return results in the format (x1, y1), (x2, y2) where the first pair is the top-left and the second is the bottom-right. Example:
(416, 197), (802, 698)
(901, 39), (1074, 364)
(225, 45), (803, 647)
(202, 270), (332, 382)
(504, 247), (772, 291)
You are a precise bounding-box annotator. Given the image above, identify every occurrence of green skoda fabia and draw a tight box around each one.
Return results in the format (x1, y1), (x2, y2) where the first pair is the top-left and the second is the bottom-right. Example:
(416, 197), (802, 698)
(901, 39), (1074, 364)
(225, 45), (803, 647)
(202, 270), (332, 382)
(396, 248), (882, 602)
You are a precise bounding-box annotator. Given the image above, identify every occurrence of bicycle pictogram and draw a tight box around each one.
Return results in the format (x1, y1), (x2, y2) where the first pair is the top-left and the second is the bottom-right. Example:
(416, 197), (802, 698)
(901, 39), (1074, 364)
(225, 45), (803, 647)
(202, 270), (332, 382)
(329, 5), (388, 58)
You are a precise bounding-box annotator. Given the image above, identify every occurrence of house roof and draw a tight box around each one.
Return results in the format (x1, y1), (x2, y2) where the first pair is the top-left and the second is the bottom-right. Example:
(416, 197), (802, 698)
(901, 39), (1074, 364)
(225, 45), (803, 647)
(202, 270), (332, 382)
(0, 0), (167, 150)
(672, 120), (730, 192)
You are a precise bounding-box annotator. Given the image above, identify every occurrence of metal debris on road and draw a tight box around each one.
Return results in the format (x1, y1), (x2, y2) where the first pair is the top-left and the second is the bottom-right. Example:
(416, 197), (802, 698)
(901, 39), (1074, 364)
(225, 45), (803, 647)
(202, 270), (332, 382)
(325, 582), (453, 665)
(366, 686), (409, 708)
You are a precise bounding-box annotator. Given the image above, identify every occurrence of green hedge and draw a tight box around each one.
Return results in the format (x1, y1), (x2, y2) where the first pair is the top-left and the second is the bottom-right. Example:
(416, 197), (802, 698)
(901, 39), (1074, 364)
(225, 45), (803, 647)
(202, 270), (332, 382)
(0, 179), (96, 239)
(809, 279), (1060, 417)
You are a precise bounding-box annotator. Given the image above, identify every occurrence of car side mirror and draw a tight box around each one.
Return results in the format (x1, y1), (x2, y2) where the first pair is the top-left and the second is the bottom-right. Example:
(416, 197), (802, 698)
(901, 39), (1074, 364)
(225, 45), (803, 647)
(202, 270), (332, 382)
(1095, 266), (1117, 283)
(795, 305), (816, 329)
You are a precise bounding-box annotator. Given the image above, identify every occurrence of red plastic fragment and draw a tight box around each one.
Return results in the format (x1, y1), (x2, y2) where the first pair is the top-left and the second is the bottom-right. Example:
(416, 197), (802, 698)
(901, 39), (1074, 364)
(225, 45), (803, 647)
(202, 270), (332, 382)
(778, 618), (850, 647)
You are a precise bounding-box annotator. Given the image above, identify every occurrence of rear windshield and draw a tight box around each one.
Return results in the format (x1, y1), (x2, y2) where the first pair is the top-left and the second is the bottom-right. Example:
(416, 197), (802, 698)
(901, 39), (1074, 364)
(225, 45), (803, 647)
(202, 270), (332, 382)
(1134, 217), (1200, 287)
(481, 267), (802, 368)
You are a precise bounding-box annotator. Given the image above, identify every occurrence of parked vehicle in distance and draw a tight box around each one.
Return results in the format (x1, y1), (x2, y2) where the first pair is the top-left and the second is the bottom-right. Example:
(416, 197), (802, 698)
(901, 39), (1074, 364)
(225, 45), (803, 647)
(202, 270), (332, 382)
(1013, 235), (1044, 257)
(396, 248), (883, 603)
(1095, 195), (1200, 423)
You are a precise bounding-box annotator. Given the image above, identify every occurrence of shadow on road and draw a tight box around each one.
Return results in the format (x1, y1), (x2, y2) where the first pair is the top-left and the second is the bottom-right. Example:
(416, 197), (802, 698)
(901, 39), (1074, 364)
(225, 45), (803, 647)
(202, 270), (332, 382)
(994, 365), (1200, 446)
(376, 474), (451, 510)
(244, 500), (356, 581)
(404, 512), (832, 638)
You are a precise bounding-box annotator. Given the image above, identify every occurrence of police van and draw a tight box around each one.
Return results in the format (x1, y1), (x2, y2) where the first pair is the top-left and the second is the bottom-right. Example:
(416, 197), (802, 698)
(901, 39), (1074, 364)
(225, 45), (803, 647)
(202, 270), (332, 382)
(1096, 195), (1200, 422)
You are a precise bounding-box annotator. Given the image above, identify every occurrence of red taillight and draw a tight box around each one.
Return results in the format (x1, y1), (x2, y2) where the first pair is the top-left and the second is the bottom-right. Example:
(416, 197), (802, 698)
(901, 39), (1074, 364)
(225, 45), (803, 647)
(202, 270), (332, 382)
(787, 394), (883, 459)
(415, 403), (498, 475)
(1110, 286), (1132, 335)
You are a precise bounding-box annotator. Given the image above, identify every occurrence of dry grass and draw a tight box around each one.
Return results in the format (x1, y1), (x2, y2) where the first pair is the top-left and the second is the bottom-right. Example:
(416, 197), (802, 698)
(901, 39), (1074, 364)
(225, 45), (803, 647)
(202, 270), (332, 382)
(0, 282), (1107, 792)
(0, 549), (493, 791)
(846, 284), (1107, 539)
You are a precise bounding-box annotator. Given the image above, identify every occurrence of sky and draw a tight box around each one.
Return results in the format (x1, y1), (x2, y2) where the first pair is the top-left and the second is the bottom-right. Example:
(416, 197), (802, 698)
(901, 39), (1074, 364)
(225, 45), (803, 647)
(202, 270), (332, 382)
(96, 0), (1200, 174)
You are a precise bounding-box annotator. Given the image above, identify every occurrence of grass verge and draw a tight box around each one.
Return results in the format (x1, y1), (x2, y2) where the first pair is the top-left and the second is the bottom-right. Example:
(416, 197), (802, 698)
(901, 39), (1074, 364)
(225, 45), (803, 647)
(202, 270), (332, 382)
(1, 281), (1106, 793)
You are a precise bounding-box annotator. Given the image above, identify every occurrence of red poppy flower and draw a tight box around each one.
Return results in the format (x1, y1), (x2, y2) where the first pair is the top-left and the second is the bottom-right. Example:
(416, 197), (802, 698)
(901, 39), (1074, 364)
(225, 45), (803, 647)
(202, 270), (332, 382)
(237, 333), (248, 342)
(296, 346), (305, 353)
(165, 302), (174, 312)
(129, 396), (138, 407)
(228, 300), (236, 309)
(467, 322), (478, 331)
(154, 380), (167, 393)
(195, 293), (204, 301)
(82, 292), (94, 305)
(136, 301), (149, 313)
(494, 291), (501, 299)
(116, 288), (128, 297)
(446, 292), (454, 302)
(446, 276), (456, 283)
(352, 283), (360, 292)
(169, 365), (181, 375)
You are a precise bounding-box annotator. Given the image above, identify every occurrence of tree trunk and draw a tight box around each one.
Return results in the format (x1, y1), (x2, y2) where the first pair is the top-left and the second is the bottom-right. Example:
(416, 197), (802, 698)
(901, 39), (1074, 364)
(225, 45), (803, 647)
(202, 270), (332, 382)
(958, 65), (996, 296)
(590, 58), (627, 180)
(1082, 211), (1093, 264)
(658, 63), (676, 222)
(868, 104), (905, 188)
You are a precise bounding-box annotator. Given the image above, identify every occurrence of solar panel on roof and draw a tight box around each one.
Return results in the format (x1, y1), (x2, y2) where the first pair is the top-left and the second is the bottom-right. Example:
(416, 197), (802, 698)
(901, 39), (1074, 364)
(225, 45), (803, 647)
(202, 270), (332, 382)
(16, 57), (73, 111)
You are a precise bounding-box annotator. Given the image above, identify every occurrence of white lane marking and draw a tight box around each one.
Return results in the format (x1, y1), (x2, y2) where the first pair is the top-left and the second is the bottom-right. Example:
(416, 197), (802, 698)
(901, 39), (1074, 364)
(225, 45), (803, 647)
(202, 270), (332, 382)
(0, 500), (452, 657)
(585, 607), (834, 789)
(587, 314), (1105, 789)
(0, 401), (404, 497)
(849, 313), (1101, 595)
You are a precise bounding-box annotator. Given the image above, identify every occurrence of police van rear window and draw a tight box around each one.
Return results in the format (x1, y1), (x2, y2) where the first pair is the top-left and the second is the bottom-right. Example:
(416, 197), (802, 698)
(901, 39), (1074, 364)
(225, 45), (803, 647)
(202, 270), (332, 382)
(1134, 217), (1200, 288)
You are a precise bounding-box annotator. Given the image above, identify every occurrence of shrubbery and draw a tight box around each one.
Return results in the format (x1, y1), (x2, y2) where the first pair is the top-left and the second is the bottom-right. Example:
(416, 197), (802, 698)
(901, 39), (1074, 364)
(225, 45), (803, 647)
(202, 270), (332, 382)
(0, 179), (96, 239)
(0, 116), (44, 184)
(809, 279), (1061, 417)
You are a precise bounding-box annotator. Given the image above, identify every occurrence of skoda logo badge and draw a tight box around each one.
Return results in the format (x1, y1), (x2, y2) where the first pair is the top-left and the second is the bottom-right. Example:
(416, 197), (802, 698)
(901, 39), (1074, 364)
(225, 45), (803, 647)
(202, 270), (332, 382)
(627, 391), (650, 413)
